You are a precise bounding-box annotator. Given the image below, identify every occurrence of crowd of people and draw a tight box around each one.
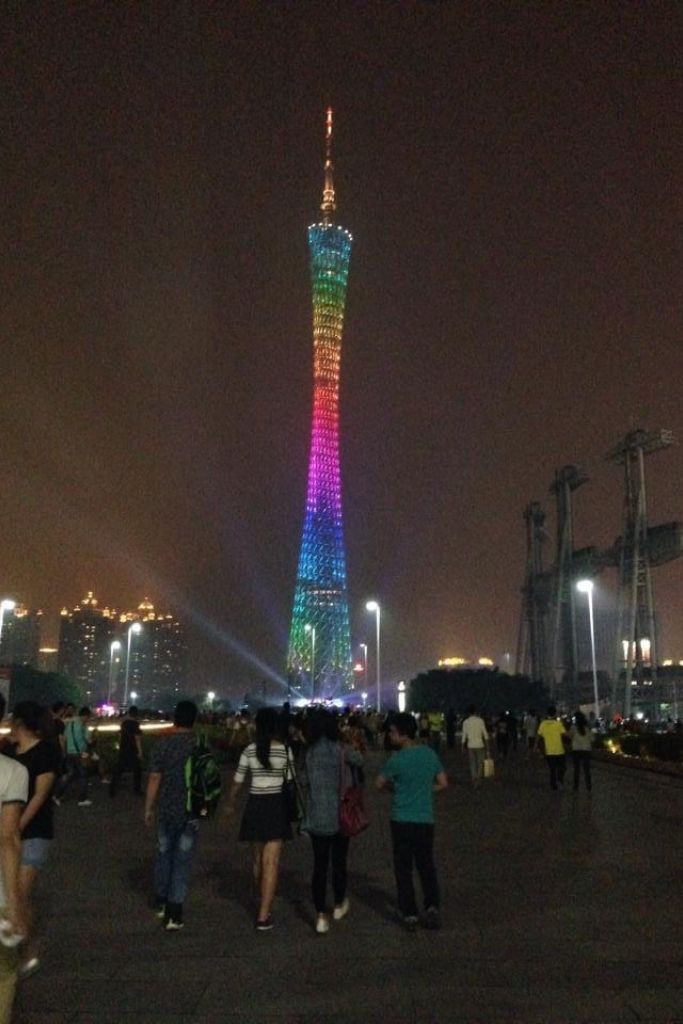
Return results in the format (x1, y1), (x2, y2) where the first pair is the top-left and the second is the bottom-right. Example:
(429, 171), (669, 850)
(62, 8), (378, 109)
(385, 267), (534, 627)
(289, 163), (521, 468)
(146, 703), (447, 936)
(0, 696), (601, 1023)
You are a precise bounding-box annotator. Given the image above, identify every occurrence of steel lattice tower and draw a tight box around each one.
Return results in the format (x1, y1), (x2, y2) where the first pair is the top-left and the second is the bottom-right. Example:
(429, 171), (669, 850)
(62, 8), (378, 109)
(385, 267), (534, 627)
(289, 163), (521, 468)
(287, 110), (353, 699)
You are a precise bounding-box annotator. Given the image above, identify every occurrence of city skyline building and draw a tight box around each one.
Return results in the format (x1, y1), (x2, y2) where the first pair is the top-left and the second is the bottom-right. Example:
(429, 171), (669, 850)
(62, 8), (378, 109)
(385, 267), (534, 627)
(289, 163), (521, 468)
(57, 593), (187, 705)
(0, 605), (42, 668)
(287, 109), (354, 698)
(58, 592), (116, 701)
(117, 599), (187, 708)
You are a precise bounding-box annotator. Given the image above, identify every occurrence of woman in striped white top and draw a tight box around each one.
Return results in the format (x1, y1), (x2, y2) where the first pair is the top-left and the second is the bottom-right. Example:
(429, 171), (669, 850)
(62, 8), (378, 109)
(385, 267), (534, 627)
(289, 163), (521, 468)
(226, 708), (295, 931)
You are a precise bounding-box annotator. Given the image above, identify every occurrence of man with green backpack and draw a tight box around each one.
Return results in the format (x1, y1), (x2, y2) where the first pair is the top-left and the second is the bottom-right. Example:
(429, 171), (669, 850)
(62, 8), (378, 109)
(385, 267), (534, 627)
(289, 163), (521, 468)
(144, 701), (221, 931)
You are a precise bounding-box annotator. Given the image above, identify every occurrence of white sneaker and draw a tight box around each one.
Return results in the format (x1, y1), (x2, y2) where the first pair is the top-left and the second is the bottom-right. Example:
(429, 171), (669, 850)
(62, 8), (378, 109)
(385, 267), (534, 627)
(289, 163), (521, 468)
(0, 919), (25, 948)
(18, 956), (40, 979)
(333, 898), (350, 921)
(315, 914), (330, 934)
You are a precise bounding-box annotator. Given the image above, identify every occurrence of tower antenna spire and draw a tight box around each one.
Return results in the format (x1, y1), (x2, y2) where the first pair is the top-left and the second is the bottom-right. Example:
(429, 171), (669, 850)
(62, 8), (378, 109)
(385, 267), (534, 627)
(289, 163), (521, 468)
(321, 106), (336, 221)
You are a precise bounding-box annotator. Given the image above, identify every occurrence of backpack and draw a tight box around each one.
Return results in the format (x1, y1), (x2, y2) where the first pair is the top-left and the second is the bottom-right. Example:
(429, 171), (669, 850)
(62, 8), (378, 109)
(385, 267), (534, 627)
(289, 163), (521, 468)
(184, 736), (222, 818)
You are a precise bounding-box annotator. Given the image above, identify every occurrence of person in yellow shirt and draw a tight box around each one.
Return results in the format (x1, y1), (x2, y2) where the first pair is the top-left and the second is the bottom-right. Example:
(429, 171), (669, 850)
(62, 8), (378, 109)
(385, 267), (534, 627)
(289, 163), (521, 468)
(535, 706), (568, 790)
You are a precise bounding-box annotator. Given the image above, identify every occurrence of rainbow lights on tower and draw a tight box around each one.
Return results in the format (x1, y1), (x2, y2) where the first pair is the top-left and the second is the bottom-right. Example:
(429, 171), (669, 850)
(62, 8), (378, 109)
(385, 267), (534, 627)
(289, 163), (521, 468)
(287, 109), (353, 698)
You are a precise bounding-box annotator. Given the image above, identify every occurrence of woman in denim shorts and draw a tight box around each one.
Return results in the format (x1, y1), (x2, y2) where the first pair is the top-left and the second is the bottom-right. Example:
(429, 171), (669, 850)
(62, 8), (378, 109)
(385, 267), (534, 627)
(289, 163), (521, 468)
(10, 702), (59, 979)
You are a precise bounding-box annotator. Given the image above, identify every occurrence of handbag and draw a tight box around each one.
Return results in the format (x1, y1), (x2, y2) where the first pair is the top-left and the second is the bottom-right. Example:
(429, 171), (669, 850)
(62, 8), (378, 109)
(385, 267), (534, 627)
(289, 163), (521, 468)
(483, 757), (495, 779)
(283, 748), (302, 823)
(339, 748), (369, 838)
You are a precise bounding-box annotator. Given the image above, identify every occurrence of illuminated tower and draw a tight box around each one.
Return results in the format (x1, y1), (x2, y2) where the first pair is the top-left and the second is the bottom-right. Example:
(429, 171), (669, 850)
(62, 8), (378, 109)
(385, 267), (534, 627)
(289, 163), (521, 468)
(287, 109), (353, 698)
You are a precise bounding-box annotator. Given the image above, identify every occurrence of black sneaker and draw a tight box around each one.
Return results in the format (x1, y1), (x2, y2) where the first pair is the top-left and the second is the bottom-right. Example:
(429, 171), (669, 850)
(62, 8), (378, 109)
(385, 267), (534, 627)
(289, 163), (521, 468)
(402, 915), (419, 932)
(422, 907), (441, 930)
(256, 916), (274, 932)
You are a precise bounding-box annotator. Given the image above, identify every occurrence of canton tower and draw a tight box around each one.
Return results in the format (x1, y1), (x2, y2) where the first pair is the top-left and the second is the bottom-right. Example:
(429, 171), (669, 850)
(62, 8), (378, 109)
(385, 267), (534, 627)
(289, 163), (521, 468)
(287, 109), (353, 698)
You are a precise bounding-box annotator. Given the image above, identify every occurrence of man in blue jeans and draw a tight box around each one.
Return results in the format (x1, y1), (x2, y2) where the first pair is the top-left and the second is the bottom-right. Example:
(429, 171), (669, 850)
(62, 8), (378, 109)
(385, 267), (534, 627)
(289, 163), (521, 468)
(145, 701), (199, 931)
(376, 713), (448, 931)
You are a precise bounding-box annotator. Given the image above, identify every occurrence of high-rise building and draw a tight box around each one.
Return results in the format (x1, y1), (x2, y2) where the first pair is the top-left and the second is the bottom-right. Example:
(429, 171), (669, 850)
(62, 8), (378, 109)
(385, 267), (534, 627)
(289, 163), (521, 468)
(117, 599), (187, 707)
(38, 648), (59, 673)
(58, 592), (116, 701)
(0, 606), (42, 668)
(287, 110), (354, 698)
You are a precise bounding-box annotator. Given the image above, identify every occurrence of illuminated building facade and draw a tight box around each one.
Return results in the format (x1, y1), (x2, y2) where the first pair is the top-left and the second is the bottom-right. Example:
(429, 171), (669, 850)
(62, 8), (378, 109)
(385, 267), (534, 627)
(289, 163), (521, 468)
(287, 110), (354, 698)
(58, 594), (186, 706)
(0, 606), (42, 668)
(118, 599), (187, 707)
(58, 592), (115, 700)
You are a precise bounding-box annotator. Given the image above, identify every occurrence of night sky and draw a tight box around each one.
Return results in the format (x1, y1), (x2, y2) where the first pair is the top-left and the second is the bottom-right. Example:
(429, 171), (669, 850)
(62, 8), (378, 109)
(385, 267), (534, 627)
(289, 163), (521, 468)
(2, 3), (682, 697)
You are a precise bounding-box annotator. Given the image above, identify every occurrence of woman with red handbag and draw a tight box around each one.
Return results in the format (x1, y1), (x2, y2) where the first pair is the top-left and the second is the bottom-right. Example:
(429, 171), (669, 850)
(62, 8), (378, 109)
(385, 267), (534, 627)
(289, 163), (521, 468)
(301, 711), (364, 935)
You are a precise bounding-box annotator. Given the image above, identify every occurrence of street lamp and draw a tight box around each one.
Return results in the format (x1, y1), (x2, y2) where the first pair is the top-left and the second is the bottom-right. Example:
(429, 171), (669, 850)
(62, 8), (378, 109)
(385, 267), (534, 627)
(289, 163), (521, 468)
(305, 624), (316, 701)
(123, 622), (142, 709)
(577, 580), (600, 721)
(365, 601), (381, 711)
(0, 599), (16, 655)
(130, 691), (138, 704)
(207, 690), (216, 710)
(360, 643), (368, 696)
(397, 680), (406, 713)
(361, 691), (368, 709)
(107, 640), (122, 704)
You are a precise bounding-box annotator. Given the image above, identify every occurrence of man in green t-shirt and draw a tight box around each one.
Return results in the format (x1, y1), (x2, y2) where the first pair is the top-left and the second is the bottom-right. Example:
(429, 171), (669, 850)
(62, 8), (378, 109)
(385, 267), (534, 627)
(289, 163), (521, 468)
(535, 706), (569, 790)
(376, 713), (448, 931)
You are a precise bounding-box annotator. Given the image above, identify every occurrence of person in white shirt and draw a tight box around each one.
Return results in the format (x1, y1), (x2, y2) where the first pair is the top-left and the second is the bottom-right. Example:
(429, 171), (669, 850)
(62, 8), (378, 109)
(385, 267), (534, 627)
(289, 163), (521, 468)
(461, 706), (489, 787)
(0, 691), (29, 1024)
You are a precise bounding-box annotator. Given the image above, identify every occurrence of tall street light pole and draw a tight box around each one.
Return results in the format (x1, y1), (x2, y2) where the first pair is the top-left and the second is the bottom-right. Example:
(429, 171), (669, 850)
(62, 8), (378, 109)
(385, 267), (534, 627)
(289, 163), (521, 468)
(577, 579), (600, 721)
(0, 600), (16, 657)
(305, 624), (316, 701)
(365, 601), (381, 711)
(360, 643), (368, 697)
(123, 622), (142, 709)
(108, 640), (122, 704)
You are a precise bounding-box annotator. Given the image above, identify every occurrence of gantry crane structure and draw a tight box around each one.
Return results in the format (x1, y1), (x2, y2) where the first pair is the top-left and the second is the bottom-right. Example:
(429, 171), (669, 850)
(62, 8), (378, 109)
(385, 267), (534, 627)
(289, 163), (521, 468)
(517, 429), (682, 715)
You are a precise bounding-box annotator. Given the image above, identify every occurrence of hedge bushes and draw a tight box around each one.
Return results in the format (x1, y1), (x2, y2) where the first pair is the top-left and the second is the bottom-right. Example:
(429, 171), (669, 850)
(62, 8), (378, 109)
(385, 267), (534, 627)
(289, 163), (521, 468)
(611, 731), (683, 762)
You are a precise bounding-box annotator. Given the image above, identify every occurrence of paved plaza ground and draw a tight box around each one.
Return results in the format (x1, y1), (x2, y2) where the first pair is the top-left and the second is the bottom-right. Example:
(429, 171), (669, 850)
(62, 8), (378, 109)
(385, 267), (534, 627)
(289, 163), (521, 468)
(12, 746), (683, 1024)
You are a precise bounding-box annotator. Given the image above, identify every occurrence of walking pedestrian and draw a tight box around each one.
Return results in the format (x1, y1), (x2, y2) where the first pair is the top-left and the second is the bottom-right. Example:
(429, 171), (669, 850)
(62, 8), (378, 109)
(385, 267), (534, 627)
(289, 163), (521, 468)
(461, 705), (489, 787)
(110, 706), (143, 797)
(225, 707), (294, 931)
(507, 711), (519, 753)
(522, 710), (538, 758)
(570, 711), (593, 792)
(145, 701), (200, 931)
(376, 712), (448, 931)
(9, 702), (59, 979)
(495, 714), (510, 758)
(427, 711), (445, 753)
(536, 706), (569, 790)
(0, 691), (28, 1024)
(301, 710), (363, 934)
(52, 707), (92, 807)
(445, 709), (456, 750)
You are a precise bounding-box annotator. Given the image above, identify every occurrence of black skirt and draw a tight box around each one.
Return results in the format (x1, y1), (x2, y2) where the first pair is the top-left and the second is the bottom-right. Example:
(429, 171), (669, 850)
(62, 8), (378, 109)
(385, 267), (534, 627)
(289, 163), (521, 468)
(239, 792), (293, 842)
